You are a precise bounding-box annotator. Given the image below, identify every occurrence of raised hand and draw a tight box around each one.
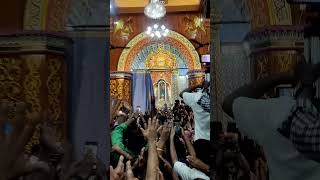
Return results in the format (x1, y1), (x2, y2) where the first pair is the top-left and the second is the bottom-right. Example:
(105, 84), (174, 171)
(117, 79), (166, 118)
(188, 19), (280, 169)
(110, 155), (125, 180)
(111, 98), (122, 119)
(126, 161), (139, 180)
(133, 147), (146, 169)
(159, 155), (173, 173)
(40, 121), (64, 154)
(159, 122), (171, 142)
(157, 168), (165, 180)
(170, 125), (176, 140)
(140, 117), (159, 142)
(0, 101), (43, 180)
(187, 156), (210, 172)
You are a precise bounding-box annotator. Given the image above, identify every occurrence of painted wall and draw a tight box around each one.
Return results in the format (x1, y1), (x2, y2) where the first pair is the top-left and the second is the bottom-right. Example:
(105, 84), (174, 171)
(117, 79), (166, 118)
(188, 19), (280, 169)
(110, 13), (210, 71)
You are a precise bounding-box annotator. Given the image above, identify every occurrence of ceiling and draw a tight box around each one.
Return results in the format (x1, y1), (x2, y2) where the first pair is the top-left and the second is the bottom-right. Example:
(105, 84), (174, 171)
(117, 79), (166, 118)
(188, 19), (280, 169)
(113, 0), (201, 13)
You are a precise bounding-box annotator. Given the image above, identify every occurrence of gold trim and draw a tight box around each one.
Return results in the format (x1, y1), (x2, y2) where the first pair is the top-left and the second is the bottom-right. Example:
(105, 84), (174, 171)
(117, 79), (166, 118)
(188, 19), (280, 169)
(145, 47), (177, 69)
(117, 30), (201, 71)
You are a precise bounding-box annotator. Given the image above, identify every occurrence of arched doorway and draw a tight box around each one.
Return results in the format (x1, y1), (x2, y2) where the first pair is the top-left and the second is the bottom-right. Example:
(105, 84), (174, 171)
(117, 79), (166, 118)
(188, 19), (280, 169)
(118, 30), (201, 109)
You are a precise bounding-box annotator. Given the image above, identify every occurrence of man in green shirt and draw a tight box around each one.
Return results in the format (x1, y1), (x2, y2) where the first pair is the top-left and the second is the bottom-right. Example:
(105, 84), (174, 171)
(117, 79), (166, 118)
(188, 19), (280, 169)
(111, 112), (146, 166)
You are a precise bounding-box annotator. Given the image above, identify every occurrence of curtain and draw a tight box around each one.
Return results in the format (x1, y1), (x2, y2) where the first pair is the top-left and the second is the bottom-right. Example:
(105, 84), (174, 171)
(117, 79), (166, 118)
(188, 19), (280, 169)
(132, 72), (154, 113)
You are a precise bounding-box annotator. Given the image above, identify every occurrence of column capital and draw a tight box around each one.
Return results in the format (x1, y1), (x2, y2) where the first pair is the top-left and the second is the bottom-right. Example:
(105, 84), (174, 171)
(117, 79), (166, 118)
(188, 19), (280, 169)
(0, 31), (72, 54)
(245, 26), (304, 54)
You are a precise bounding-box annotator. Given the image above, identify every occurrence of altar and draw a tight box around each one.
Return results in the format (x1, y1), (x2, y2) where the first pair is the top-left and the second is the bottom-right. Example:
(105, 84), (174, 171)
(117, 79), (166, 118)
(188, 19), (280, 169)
(145, 47), (178, 109)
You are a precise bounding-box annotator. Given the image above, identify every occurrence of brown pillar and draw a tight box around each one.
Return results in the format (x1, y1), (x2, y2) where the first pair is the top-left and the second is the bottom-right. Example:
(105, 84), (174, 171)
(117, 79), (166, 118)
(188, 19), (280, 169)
(110, 71), (133, 105)
(0, 33), (70, 153)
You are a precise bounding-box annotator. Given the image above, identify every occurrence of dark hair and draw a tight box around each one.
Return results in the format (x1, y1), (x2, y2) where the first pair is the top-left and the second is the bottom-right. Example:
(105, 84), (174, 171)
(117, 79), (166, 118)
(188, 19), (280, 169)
(124, 120), (146, 154)
(194, 139), (210, 165)
(174, 135), (187, 163)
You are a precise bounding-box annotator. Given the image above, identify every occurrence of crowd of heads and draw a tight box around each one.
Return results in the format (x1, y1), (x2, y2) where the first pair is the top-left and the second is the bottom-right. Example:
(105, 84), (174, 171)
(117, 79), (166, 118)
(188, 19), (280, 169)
(211, 121), (268, 180)
(110, 99), (211, 180)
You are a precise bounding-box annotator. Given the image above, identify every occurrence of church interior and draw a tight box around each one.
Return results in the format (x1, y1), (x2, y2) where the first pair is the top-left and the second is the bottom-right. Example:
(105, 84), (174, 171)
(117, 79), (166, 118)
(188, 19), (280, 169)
(109, 0), (211, 112)
(0, 0), (319, 179)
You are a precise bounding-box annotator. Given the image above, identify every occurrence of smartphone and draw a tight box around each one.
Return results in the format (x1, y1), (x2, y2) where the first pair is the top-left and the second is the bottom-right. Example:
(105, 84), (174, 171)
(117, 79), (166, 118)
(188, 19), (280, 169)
(84, 141), (98, 156)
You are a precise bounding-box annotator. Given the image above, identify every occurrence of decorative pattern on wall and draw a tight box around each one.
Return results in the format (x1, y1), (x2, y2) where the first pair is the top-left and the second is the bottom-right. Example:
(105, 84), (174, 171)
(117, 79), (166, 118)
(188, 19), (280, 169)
(267, 0), (292, 25)
(117, 30), (201, 71)
(24, 0), (46, 30)
(247, 0), (270, 29)
(145, 47), (177, 69)
(111, 17), (134, 40)
(23, 55), (43, 153)
(183, 15), (206, 39)
(110, 72), (133, 105)
(46, 0), (70, 31)
(246, 26), (304, 52)
(24, 0), (70, 31)
(0, 57), (24, 102)
(46, 55), (65, 140)
(0, 33), (69, 153)
(131, 44), (187, 70)
(253, 50), (298, 80)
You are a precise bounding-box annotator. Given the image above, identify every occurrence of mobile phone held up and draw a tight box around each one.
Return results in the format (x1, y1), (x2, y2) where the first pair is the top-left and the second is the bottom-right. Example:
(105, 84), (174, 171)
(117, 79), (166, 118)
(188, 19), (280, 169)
(175, 124), (181, 136)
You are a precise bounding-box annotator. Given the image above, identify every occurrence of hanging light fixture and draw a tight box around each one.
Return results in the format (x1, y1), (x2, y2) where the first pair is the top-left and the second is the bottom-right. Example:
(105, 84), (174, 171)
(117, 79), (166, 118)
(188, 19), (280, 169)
(144, 0), (166, 19)
(146, 24), (169, 38)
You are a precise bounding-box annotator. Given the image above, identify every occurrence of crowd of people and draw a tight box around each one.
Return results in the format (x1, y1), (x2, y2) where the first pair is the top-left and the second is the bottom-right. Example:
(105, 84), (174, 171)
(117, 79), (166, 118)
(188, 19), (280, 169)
(0, 101), (107, 180)
(110, 81), (211, 180)
(1, 55), (319, 180)
(222, 55), (320, 180)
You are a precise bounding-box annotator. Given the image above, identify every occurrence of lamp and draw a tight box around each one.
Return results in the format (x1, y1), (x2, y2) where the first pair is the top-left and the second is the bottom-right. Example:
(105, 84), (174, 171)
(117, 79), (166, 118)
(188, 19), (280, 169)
(144, 0), (166, 19)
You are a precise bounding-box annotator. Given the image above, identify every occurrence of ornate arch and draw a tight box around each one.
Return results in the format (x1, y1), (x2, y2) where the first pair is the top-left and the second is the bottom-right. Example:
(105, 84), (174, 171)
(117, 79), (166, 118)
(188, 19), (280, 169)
(131, 44), (187, 70)
(117, 30), (201, 71)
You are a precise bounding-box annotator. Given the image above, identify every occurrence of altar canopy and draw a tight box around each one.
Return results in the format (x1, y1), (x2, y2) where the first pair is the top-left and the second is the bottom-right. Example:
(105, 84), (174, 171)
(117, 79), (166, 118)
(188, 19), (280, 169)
(132, 72), (154, 113)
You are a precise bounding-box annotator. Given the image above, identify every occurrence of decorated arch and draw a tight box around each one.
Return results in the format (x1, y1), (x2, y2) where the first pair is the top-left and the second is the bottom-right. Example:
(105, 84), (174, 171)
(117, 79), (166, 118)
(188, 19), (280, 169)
(117, 30), (201, 71)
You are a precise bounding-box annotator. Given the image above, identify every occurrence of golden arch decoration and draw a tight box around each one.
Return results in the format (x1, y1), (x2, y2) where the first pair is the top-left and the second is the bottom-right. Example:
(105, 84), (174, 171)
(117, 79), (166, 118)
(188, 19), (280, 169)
(145, 47), (177, 69)
(117, 30), (201, 71)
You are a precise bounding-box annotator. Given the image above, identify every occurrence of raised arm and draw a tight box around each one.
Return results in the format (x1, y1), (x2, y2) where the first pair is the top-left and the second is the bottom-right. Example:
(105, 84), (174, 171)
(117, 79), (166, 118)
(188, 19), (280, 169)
(179, 84), (202, 98)
(222, 72), (295, 118)
(156, 122), (170, 156)
(140, 117), (160, 180)
(170, 126), (178, 164)
(181, 127), (196, 157)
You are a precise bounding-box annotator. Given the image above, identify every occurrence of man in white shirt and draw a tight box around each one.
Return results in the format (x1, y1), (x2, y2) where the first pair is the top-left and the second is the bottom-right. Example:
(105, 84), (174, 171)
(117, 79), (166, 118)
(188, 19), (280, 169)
(179, 81), (210, 141)
(222, 59), (320, 180)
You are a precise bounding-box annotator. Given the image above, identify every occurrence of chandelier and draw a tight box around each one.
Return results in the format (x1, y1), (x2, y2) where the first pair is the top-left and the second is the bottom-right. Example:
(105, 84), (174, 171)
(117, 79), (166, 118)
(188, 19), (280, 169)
(146, 24), (169, 38)
(144, 0), (166, 19)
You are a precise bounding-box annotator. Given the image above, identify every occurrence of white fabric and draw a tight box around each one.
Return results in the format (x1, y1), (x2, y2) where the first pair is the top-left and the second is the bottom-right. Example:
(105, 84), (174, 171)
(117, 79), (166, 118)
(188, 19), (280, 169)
(233, 96), (320, 180)
(173, 161), (210, 180)
(183, 91), (210, 141)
